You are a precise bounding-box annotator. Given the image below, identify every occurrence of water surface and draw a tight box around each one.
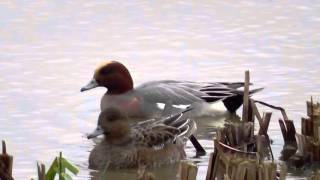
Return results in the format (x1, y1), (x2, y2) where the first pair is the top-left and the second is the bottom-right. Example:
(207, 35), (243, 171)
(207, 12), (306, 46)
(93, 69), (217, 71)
(0, 1), (320, 179)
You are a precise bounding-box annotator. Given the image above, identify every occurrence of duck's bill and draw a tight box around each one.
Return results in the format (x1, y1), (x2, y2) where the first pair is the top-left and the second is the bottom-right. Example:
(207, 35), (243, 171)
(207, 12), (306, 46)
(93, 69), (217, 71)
(87, 126), (104, 139)
(81, 79), (99, 92)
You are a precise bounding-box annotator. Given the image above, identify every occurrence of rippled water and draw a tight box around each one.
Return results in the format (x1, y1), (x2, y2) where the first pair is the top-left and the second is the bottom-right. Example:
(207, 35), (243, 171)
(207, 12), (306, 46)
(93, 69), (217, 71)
(0, 1), (320, 179)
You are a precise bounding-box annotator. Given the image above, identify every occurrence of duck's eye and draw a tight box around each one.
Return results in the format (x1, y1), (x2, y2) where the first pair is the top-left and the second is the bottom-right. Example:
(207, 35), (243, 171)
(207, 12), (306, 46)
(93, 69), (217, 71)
(100, 68), (109, 75)
(107, 117), (117, 122)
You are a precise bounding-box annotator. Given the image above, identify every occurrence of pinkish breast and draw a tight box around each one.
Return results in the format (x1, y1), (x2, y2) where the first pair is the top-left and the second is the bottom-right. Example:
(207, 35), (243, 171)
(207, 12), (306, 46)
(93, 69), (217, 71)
(100, 95), (142, 117)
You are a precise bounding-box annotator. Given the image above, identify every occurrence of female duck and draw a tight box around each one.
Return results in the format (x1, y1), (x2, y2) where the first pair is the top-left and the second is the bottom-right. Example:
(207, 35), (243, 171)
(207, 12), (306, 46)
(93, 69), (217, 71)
(81, 61), (262, 118)
(87, 107), (195, 170)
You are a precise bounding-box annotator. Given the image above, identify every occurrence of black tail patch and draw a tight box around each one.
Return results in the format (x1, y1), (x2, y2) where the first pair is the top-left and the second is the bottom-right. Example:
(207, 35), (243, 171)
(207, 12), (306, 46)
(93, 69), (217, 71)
(222, 94), (243, 113)
(222, 88), (264, 113)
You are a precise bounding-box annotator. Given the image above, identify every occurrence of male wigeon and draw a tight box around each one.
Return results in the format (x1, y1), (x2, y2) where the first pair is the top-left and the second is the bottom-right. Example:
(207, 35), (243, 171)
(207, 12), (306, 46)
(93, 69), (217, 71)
(87, 107), (195, 170)
(81, 61), (262, 118)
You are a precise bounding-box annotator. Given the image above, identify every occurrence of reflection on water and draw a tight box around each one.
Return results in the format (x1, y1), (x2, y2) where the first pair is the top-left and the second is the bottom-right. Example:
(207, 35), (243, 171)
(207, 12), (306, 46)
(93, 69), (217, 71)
(0, 1), (320, 179)
(90, 163), (181, 180)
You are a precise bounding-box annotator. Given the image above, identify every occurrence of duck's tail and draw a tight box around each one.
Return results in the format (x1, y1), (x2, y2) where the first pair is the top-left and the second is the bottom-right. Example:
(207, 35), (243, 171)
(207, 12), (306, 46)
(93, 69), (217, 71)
(222, 87), (264, 113)
(200, 82), (263, 113)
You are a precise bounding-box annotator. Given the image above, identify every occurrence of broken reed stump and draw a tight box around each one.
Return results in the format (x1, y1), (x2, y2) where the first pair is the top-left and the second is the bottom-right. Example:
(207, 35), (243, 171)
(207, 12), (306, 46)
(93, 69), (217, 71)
(307, 97), (320, 141)
(205, 88), (295, 180)
(206, 119), (280, 180)
(206, 139), (283, 180)
(279, 119), (297, 143)
(254, 100), (297, 144)
(241, 71), (254, 128)
(310, 170), (320, 180)
(251, 100), (299, 162)
(36, 163), (46, 180)
(242, 70), (251, 123)
(0, 140), (13, 180)
(179, 161), (198, 180)
(240, 71), (255, 151)
(296, 97), (320, 162)
(250, 99), (275, 160)
(219, 122), (254, 151)
(281, 97), (320, 168)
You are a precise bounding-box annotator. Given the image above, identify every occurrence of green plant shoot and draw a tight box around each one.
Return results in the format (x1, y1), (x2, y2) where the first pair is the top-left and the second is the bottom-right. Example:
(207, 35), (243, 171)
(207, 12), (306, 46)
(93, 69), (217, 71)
(46, 152), (79, 180)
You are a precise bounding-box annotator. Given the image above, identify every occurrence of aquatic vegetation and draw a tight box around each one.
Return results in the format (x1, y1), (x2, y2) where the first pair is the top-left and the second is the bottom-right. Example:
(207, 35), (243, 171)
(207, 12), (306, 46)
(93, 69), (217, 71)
(206, 71), (287, 180)
(38, 152), (79, 180)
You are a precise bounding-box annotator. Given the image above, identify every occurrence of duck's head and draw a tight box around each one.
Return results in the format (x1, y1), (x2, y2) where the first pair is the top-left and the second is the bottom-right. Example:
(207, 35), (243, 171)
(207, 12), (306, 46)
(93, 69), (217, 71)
(81, 61), (134, 94)
(87, 108), (130, 142)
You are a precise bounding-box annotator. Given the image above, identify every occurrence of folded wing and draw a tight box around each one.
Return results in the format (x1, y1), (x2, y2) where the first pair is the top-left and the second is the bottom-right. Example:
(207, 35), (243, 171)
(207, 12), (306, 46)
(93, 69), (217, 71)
(134, 80), (263, 112)
(132, 108), (196, 147)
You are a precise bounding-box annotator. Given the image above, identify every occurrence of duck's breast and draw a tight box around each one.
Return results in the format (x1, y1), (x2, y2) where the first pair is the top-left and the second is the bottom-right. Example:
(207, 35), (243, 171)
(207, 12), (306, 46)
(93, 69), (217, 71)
(89, 141), (139, 169)
(100, 93), (162, 118)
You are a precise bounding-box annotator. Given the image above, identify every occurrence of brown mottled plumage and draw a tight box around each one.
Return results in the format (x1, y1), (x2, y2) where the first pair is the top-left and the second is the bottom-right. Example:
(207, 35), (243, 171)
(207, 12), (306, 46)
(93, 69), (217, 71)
(88, 108), (195, 170)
